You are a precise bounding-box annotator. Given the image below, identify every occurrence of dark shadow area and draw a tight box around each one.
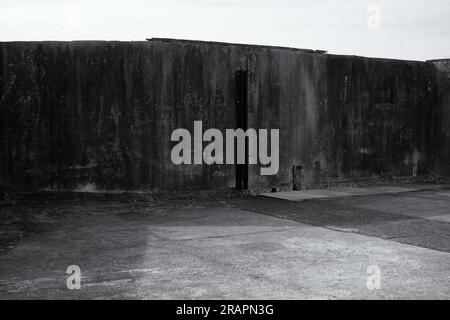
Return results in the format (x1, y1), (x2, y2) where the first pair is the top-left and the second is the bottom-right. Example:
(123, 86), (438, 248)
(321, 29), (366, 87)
(1, 190), (450, 299)
(231, 192), (450, 253)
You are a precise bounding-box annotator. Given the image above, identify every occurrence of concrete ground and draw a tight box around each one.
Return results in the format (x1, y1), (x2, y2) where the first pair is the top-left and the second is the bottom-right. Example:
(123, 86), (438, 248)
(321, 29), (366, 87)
(0, 186), (449, 299)
(260, 184), (449, 202)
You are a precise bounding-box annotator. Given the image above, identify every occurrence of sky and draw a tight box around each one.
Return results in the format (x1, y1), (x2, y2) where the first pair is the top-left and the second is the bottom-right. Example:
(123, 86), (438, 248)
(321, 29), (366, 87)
(0, 0), (449, 61)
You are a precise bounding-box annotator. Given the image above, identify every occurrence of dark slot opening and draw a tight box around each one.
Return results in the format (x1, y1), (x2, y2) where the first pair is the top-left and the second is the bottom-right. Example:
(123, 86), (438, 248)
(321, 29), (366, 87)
(235, 70), (248, 190)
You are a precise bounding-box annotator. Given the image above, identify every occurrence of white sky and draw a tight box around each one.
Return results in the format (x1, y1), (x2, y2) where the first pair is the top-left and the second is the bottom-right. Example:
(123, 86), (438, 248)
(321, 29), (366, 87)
(0, 0), (449, 61)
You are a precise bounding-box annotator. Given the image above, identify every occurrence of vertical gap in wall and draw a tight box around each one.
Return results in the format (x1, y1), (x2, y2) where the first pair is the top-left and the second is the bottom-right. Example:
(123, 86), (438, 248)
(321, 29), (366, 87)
(235, 70), (248, 190)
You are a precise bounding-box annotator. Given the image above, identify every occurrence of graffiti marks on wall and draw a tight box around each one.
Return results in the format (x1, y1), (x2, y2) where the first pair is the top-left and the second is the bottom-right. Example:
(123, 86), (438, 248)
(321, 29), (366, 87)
(184, 90), (227, 127)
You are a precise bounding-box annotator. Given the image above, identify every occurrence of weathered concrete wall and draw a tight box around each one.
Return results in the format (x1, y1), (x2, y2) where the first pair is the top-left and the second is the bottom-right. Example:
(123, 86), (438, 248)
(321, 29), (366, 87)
(0, 40), (446, 192)
(429, 59), (450, 176)
(430, 59), (450, 74)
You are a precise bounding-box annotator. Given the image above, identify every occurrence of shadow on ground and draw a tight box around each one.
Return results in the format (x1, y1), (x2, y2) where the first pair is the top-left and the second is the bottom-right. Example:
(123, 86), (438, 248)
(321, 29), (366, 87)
(0, 189), (449, 299)
(232, 190), (450, 252)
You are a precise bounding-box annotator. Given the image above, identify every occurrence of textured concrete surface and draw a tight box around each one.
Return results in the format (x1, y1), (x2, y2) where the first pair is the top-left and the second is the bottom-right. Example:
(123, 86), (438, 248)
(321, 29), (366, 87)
(1, 40), (448, 192)
(431, 59), (450, 177)
(260, 184), (448, 201)
(236, 189), (450, 252)
(0, 189), (449, 299)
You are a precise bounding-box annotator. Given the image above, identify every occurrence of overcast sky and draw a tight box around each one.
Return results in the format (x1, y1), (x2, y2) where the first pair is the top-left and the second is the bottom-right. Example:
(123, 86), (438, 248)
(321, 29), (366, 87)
(0, 0), (449, 61)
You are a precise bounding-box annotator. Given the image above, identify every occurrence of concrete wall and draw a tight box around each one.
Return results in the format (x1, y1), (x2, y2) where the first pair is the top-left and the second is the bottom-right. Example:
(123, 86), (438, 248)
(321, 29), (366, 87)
(429, 59), (450, 176)
(0, 40), (446, 192)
